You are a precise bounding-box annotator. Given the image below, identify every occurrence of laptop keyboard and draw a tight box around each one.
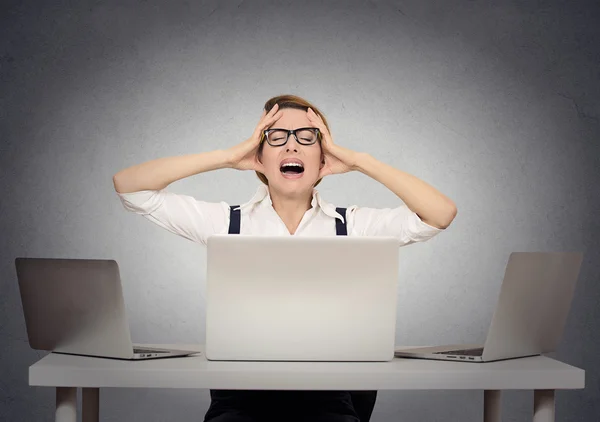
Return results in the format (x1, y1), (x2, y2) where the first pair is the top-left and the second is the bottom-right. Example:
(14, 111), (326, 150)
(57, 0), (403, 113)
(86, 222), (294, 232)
(133, 348), (169, 354)
(433, 347), (484, 356)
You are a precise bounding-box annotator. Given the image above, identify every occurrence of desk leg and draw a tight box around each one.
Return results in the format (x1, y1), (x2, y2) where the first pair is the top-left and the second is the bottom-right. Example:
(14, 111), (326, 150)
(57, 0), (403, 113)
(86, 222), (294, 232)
(56, 387), (77, 422)
(82, 388), (99, 422)
(484, 390), (501, 422)
(533, 390), (555, 422)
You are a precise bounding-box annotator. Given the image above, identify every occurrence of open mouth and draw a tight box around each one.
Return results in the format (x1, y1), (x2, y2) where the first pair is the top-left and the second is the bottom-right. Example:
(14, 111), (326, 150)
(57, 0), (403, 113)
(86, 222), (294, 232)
(280, 160), (305, 178)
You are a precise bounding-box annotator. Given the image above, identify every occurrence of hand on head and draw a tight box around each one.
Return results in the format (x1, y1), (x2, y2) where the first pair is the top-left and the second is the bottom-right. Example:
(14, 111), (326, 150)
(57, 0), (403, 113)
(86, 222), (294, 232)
(306, 108), (358, 178)
(227, 103), (283, 172)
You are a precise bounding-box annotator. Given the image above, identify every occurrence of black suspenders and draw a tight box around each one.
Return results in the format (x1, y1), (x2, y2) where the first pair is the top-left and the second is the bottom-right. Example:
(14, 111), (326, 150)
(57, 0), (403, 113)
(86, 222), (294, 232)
(228, 205), (242, 234)
(334, 207), (347, 235)
(228, 205), (347, 235)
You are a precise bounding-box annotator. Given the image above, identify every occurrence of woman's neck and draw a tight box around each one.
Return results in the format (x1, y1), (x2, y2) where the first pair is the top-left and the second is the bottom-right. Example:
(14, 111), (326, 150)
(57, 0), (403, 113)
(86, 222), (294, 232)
(269, 187), (313, 235)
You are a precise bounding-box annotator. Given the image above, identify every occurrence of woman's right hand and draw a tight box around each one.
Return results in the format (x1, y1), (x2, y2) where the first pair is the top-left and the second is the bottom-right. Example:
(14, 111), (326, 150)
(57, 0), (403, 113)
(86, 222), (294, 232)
(227, 103), (283, 171)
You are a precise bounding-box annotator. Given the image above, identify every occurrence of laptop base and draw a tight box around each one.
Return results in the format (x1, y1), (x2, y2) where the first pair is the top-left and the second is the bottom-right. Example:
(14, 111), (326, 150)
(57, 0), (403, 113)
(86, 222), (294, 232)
(395, 344), (484, 361)
(52, 346), (198, 361)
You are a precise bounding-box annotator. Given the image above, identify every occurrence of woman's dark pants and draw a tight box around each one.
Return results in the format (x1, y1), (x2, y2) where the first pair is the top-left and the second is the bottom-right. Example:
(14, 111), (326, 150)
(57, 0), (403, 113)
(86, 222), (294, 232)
(204, 389), (360, 422)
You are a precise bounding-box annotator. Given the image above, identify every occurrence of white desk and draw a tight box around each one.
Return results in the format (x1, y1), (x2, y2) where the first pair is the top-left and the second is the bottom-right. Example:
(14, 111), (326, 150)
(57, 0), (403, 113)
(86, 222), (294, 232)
(29, 345), (585, 422)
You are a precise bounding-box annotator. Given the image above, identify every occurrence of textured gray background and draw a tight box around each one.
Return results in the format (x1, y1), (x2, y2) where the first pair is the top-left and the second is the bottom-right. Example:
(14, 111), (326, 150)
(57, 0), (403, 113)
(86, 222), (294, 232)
(1, 0), (599, 421)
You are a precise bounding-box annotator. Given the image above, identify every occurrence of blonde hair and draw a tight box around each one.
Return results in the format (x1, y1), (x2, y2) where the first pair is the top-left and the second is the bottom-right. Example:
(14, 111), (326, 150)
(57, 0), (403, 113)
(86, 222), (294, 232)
(256, 94), (331, 187)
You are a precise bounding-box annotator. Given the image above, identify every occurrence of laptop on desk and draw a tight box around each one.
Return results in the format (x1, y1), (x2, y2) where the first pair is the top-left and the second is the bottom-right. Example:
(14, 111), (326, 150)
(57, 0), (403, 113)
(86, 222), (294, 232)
(205, 235), (401, 362)
(395, 252), (583, 363)
(15, 257), (198, 360)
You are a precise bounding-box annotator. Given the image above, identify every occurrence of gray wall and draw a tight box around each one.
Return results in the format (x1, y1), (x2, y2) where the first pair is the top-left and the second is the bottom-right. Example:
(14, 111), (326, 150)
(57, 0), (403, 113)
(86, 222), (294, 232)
(1, 0), (599, 421)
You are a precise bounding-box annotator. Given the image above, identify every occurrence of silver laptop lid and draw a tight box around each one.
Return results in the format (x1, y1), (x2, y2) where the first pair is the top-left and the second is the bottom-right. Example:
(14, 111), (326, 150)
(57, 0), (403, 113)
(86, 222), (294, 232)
(482, 252), (583, 361)
(205, 235), (400, 362)
(15, 258), (135, 359)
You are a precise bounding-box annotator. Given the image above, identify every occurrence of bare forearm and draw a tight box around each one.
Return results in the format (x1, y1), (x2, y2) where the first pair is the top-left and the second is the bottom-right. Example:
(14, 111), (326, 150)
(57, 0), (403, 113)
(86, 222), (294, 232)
(354, 153), (457, 229)
(112, 149), (232, 193)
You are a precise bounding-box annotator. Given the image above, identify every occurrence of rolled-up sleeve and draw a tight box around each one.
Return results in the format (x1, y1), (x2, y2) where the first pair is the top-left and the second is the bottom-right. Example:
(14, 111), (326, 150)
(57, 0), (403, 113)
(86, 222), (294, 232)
(347, 204), (444, 245)
(116, 190), (229, 245)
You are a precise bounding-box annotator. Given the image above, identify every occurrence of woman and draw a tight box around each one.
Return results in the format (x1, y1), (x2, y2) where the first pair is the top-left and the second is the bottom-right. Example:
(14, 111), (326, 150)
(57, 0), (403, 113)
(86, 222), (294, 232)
(113, 94), (457, 422)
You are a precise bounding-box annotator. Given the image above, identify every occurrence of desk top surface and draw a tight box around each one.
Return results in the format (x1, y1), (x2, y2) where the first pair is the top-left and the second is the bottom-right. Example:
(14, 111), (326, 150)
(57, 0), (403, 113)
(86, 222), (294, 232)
(29, 344), (585, 390)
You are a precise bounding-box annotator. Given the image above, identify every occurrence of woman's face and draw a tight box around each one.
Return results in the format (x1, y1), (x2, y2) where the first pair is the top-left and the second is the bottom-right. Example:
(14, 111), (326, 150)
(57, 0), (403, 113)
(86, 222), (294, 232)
(259, 108), (323, 196)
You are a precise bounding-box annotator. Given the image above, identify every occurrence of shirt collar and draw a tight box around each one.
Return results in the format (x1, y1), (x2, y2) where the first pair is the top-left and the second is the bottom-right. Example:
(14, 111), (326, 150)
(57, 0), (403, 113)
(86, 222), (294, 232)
(236, 185), (345, 223)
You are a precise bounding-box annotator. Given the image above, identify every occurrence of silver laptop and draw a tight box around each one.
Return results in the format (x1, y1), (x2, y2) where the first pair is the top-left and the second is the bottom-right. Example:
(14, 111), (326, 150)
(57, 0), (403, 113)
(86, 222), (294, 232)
(15, 257), (198, 360)
(205, 235), (400, 362)
(395, 252), (583, 362)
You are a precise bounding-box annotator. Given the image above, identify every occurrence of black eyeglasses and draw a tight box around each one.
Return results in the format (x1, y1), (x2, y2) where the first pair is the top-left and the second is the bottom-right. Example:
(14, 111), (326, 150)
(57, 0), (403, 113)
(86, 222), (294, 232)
(262, 127), (321, 147)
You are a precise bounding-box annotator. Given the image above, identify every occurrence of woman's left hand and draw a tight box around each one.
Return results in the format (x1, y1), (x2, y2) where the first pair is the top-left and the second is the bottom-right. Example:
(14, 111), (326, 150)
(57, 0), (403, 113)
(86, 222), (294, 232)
(307, 108), (360, 179)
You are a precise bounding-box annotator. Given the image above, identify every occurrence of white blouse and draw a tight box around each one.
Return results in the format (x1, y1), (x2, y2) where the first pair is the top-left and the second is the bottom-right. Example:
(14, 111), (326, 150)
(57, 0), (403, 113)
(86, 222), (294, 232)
(116, 184), (445, 246)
